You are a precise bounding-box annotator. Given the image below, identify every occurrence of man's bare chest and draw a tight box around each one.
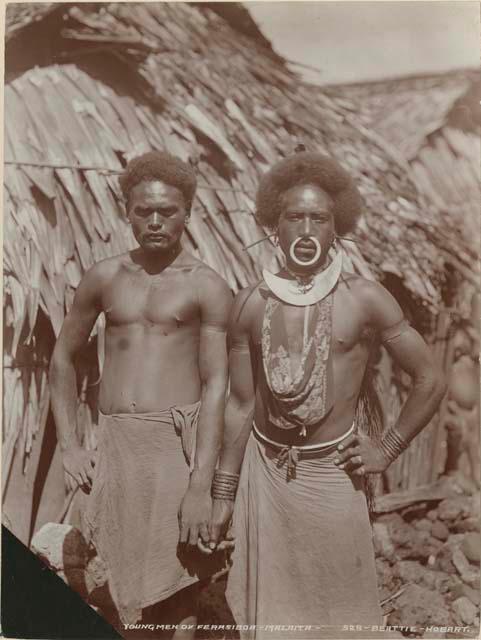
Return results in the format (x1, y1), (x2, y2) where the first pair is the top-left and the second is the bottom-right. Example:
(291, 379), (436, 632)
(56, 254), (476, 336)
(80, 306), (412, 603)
(102, 270), (198, 328)
(251, 296), (373, 356)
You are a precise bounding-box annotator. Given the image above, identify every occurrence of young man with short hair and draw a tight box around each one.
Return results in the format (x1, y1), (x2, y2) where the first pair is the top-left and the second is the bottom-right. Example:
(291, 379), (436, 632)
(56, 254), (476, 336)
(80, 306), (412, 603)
(50, 151), (232, 636)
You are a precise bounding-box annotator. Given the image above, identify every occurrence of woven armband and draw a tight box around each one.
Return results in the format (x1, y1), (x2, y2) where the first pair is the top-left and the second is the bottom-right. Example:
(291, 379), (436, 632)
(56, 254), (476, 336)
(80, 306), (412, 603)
(380, 318), (410, 344)
(212, 469), (240, 501)
(379, 427), (409, 464)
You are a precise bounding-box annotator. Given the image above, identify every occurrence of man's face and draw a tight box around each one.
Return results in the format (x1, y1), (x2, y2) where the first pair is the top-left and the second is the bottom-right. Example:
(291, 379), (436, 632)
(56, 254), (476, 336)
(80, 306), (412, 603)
(277, 183), (335, 273)
(127, 180), (188, 253)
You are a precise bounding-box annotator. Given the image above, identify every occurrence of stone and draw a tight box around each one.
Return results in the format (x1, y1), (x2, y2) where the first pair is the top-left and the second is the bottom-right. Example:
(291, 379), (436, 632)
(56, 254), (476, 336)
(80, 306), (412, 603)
(58, 569), (88, 599)
(425, 570), (452, 593)
(394, 560), (426, 585)
(388, 518), (417, 548)
(470, 495), (480, 519)
(452, 547), (471, 575)
(445, 574), (464, 592)
(444, 471), (479, 497)
(373, 522), (395, 560)
(436, 545), (458, 575)
(446, 533), (469, 548)
(427, 554), (436, 567)
(448, 583), (480, 606)
(432, 521), (450, 541)
(461, 533), (480, 564)
(438, 498), (472, 522)
(451, 548), (480, 588)
(414, 518), (433, 533)
(85, 555), (108, 593)
(427, 509), (439, 521)
(31, 523), (89, 572)
(453, 518), (481, 534)
(461, 566), (480, 590)
(376, 556), (399, 592)
(376, 512), (404, 527)
(394, 560), (450, 592)
(398, 529), (442, 562)
(452, 597), (478, 626)
(390, 583), (452, 627)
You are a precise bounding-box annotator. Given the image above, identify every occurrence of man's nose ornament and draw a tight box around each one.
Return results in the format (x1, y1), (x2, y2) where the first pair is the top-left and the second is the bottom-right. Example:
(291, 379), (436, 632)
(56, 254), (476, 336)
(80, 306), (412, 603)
(289, 236), (322, 267)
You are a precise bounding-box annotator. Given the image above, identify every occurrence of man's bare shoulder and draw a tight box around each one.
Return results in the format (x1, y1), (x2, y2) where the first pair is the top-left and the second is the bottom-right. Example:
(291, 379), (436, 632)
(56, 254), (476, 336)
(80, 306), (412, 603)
(78, 253), (128, 289)
(339, 272), (385, 300)
(339, 271), (404, 326)
(184, 255), (232, 299)
(180, 255), (233, 324)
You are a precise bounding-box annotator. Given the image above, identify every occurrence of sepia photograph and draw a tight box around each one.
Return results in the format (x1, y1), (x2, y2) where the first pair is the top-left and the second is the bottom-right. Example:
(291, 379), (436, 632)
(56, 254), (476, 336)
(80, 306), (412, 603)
(2, 2), (480, 639)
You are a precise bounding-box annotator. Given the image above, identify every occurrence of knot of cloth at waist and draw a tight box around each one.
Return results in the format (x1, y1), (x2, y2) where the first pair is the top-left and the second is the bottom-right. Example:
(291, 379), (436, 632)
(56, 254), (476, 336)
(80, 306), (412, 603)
(98, 401), (201, 470)
(277, 446), (301, 478)
(253, 421), (355, 480)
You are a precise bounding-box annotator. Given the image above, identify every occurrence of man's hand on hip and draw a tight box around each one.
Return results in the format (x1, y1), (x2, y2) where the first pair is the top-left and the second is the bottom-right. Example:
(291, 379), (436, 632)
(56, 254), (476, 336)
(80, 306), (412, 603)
(63, 447), (97, 493)
(333, 433), (389, 476)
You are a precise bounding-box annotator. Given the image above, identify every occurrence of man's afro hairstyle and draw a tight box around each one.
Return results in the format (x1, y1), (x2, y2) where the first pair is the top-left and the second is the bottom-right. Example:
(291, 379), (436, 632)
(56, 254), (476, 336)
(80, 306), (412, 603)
(256, 152), (362, 235)
(119, 151), (197, 210)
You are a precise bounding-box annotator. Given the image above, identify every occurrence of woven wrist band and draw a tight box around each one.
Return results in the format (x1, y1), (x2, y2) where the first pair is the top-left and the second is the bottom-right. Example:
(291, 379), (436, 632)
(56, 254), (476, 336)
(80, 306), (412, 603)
(379, 427), (409, 463)
(212, 470), (240, 501)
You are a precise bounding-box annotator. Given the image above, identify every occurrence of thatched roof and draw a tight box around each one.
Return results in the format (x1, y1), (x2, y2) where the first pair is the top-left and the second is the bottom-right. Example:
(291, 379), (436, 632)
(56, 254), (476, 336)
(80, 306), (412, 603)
(325, 70), (479, 159)
(326, 70), (480, 309)
(6, 2), (475, 330)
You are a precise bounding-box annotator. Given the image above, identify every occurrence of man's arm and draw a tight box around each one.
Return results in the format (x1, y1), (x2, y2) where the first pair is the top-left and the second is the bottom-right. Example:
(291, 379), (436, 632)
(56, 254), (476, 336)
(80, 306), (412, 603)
(336, 281), (447, 476)
(49, 263), (107, 491)
(178, 271), (232, 546)
(208, 286), (257, 547)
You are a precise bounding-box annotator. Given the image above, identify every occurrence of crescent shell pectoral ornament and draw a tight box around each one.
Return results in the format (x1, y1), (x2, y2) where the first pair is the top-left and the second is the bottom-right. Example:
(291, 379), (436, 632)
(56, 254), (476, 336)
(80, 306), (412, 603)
(262, 250), (343, 307)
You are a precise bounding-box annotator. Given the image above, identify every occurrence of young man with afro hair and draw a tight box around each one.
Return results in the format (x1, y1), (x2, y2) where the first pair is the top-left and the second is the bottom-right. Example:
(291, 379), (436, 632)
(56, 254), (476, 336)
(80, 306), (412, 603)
(50, 150), (232, 637)
(209, 151), (446, 638)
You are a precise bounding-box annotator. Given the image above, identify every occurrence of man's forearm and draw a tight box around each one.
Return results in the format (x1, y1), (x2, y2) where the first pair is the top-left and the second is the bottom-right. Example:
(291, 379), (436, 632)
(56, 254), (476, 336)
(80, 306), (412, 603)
(217, 398), (255, 475)
(189, 382), (225, 492)
(386, 371), (446, 457)
(50, 354), (81, 452)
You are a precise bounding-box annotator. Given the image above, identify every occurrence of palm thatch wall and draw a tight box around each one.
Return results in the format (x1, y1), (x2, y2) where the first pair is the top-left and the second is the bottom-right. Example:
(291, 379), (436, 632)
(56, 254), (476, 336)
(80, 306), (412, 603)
(4, 2), (476, 541)
(328, 71), (480, 490)
(329, 70), (480, 253)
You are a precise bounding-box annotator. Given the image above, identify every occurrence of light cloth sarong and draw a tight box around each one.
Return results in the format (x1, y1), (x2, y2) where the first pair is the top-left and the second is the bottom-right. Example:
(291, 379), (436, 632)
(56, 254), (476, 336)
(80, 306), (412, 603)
(84, 402), (223, 624)
(225, 429), (383, 640)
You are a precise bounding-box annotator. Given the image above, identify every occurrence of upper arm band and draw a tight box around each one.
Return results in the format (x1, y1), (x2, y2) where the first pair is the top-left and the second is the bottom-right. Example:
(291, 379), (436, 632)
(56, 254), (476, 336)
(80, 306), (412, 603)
(380, 318), (411, 344)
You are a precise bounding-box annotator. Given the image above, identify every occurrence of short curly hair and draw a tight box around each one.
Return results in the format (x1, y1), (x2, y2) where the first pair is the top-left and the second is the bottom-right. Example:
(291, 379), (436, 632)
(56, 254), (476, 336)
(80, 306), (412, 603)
(119, 151), (197, 211)
(256, 152), (362, 234)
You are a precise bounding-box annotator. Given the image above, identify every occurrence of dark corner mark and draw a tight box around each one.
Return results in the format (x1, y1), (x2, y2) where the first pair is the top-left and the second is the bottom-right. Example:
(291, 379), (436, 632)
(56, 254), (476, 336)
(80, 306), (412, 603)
(1, 525), (121, 639)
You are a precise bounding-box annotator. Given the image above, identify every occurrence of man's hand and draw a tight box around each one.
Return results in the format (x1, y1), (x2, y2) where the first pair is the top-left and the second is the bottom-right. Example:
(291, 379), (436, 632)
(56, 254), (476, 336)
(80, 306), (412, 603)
(178, 486), (212, 547)
(333, 433), (389, 476)
(207, 498), (235, 552)
(63, 447), (97, 493)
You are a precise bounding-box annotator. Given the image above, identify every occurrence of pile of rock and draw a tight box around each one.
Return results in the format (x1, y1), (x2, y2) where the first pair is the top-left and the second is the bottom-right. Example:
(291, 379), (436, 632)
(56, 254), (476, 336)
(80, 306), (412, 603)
(373, 493), (480, 637)
(31, 493), (479, 638)
(30, 523), (117, 623)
